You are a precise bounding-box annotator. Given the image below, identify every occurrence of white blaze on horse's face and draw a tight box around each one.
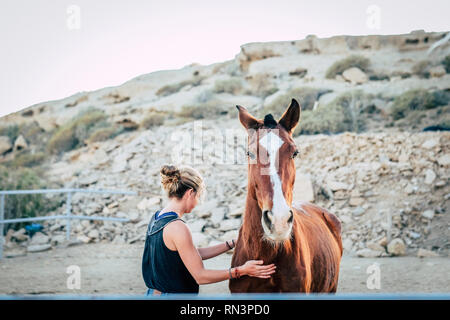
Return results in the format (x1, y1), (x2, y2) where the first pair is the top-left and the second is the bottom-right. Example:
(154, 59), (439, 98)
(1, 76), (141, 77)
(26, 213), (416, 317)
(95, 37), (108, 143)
(258, 130), (293, 241)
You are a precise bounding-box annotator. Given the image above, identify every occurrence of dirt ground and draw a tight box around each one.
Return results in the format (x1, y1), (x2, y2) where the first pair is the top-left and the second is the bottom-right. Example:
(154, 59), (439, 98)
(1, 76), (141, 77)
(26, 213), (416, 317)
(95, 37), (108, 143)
(0, 242), (448, 296)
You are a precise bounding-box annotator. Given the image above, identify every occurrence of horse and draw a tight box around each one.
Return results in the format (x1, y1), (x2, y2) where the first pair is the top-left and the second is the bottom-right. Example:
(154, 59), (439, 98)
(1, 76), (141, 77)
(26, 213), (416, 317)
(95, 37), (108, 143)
(229, 99), (343, 293)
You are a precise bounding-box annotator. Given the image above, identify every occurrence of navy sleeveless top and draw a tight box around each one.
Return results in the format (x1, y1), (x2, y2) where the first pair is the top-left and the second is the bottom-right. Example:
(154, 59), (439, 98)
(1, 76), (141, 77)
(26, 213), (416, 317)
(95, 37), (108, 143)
(141, 211), (199, 293)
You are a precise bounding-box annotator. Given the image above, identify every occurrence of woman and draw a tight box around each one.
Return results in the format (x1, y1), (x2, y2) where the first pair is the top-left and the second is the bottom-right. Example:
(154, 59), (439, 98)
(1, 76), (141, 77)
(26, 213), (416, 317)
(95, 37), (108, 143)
(142, 164), (276, 295)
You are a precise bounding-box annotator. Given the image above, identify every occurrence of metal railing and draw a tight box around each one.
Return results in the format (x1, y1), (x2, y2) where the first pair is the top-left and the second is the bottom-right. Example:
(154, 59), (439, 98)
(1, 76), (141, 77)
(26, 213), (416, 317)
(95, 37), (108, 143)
(0, 188), (138, 260)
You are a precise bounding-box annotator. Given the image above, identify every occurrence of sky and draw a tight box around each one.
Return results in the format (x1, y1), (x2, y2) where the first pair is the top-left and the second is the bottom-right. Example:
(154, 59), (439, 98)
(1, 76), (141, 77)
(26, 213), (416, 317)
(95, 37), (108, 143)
(0, 0), (449, 118)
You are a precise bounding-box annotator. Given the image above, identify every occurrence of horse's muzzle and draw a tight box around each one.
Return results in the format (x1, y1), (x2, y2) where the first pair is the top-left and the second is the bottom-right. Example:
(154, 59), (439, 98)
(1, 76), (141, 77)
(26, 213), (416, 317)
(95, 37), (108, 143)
(262, 209), (293, 241)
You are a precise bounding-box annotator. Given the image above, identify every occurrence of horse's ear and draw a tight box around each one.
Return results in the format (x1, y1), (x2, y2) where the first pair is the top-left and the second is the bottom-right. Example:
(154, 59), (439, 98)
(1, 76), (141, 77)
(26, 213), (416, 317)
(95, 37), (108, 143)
(278, 98), (301, 134)
(236, 105), (261, 130)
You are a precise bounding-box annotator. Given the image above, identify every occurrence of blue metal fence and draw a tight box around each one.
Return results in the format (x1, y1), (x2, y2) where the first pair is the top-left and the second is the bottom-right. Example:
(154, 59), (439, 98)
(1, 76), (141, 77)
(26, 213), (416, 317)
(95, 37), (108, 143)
(0, 188), (138, 259)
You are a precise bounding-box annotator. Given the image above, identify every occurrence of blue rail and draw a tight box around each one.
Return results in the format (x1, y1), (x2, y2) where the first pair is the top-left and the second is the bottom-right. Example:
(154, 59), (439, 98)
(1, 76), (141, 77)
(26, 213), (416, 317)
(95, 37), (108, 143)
(0, 188), (139, 259)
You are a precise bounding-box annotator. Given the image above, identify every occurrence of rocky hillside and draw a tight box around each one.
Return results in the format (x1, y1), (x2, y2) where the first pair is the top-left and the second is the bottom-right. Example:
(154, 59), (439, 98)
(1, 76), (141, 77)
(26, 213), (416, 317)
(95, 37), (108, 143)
(1, 30), (449, 258)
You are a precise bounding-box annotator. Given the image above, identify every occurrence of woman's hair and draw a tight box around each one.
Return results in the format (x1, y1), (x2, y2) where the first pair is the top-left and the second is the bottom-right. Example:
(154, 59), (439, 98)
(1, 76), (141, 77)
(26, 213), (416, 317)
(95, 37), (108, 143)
(160, 164), (205, 200)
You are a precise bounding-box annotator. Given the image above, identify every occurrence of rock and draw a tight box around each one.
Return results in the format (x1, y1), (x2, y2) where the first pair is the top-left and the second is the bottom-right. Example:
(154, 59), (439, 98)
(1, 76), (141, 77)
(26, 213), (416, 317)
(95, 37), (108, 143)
(352, 207), (365, 217)
(112, 235), (126, 244)
(128, 211), (141, 223)
(424, 169), (436, 184)
(0, 136), (12, 155)
(191, 232), (209, 247)
(219, 219), (241, 232)
(349, 197), (364, 207)
(417, 248), (439, 258)
(437, 154), (450, 166)
(4, 248), (27, 258)
(87, 229), (99, 239)
(293, 172), (315, 202)
(128, 234), (145, 244)
(228, 207), (244, 218)
(51, 235), (66, 246)
(422, 138), (439, 149)
(429, 65), (446, 78)
(342, 67), (368, 84)
(356, 248), (382, 258)
(77, 234), (92, 244)
(187, 220), (206, 233)
(220, 230), (239, 242)
(342, 238), (353, 252)
(27, 244), (52, 252)
(78, 175), (98, 186)
(387, 238), (406, 256)
(404, 184), (414, 195)
(193, 200), (218, 219)
(326, 179), (350, 191)
(12, 228), (28, 242)
(378, 237), (388, 247)
(13, 135), (28, 151)
(30, 232), (49, 245)
(367, 242), (386, 252)
(137, 197), (161, 211)
(421, 209), (434, 220)
(210, 208), (226, 226)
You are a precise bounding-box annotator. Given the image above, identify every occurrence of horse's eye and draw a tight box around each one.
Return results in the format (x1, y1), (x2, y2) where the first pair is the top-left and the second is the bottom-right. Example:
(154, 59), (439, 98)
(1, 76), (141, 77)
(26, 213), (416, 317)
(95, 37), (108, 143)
(292, 150), (299, 159)
(247, 151), (256, 159)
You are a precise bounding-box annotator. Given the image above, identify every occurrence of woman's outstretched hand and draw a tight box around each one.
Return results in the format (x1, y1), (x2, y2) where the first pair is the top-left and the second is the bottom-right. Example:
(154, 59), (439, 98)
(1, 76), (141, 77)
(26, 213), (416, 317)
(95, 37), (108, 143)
(240, 260), (276, 278)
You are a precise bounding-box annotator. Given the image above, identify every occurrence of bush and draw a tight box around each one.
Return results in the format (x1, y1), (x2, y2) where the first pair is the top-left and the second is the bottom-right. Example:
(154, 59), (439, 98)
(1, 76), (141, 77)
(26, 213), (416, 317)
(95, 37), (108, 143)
(6, 152), (46, 168)
(245, 74), (278, 98)
(177, 101), (227, 119)
(412, 60), (431, 78)
(0, 124), (19, 143)
(47, 108), (107, 154)
(443, 55), (450, 73)
(156, 76), (204, 97)
(86, 126), (124, 143)
(325, 55), (370, 79)
(213, 77), (242, 95)
(293, 91), (368, 136)
(141, 113), (166, 129)
(390, 89), (450, 120)
(0, 166), (61, 232)
(262, 87), (332, 118)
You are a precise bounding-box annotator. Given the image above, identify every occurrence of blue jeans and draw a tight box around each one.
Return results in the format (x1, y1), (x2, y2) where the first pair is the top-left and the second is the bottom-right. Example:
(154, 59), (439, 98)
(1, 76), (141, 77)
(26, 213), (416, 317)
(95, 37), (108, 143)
(146, 288), (169, 296)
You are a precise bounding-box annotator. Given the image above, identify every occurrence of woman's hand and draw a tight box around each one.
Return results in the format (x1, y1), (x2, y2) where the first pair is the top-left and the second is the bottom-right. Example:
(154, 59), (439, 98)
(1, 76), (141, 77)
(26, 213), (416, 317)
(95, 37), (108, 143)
(239, 260), (276, 278)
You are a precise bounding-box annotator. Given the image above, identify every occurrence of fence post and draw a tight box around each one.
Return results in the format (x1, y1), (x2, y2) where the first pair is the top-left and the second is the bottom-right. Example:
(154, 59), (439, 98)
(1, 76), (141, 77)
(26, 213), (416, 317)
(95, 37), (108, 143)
(0, 194), (5, 260)
(66, 192), (72, 241)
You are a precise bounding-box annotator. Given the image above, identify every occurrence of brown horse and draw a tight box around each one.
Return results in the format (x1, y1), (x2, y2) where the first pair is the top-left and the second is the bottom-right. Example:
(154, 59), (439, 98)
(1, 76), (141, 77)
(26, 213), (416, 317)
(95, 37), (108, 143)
(229, 99), (343, 293)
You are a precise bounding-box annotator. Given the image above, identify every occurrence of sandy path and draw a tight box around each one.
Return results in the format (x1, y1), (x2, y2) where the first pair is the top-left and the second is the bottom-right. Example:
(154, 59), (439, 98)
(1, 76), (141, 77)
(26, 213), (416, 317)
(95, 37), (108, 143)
(0, 243), (448, 295)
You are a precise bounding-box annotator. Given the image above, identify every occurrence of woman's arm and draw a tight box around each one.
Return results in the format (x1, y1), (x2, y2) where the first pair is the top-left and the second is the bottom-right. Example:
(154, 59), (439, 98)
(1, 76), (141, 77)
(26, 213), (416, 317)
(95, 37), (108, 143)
(167, 222), (275, 285)
(197, 240), (234, 260)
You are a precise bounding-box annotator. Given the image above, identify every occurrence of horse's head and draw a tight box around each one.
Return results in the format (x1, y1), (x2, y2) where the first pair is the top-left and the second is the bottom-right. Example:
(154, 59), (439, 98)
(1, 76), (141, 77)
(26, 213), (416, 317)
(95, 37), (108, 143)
(237, 99), (301, 242)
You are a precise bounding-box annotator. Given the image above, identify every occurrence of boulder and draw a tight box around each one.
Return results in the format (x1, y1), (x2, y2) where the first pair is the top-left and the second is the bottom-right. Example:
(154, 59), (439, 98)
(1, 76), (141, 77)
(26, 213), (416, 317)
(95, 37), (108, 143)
(27, 244), (52, 252)
(326, 179), (350, 191)
(187, 220), (206, 233)
(342, 67), (368, 84)
(387, 238), (406, 256)
(429, 65), (446, 78)
(30, 232), (50, 245)
(0, 136), (12, 155)
(12, 228), (28, 242)
(292, 172), (315, 202)
(422, 138), (439, 149)
(191, 232), (209, 247)
(219, 219), (241, 232)
(137, 197), (161, 211)
(437, 154), (450, 166)
(13, 135), (28, 151)
(417, 248), (439, 258)
(356, 248), (383, 258)
(424, 169), (436, 185)
(421, 209), (434, 220)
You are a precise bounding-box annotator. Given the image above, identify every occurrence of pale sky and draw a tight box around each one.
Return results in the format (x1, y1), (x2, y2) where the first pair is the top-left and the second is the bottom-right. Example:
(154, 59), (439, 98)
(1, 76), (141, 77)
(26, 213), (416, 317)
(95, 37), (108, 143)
(0, 0), (449, 118)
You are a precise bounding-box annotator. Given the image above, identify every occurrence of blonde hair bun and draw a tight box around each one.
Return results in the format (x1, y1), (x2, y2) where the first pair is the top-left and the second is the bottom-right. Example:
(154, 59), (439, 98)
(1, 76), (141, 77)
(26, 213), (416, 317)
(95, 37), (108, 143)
(160, 165), (181, 184)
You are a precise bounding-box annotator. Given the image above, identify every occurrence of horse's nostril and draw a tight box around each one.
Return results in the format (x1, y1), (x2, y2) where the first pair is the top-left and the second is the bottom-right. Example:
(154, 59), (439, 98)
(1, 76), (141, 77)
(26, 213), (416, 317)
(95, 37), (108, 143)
(288, 210), (294, 223)
(263, 210), (272, 227)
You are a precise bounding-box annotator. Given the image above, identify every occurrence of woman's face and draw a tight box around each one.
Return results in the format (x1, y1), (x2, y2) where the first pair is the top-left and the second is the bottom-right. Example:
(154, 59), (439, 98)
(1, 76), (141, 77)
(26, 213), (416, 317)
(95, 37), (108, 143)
(184, 188), (199, 213)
